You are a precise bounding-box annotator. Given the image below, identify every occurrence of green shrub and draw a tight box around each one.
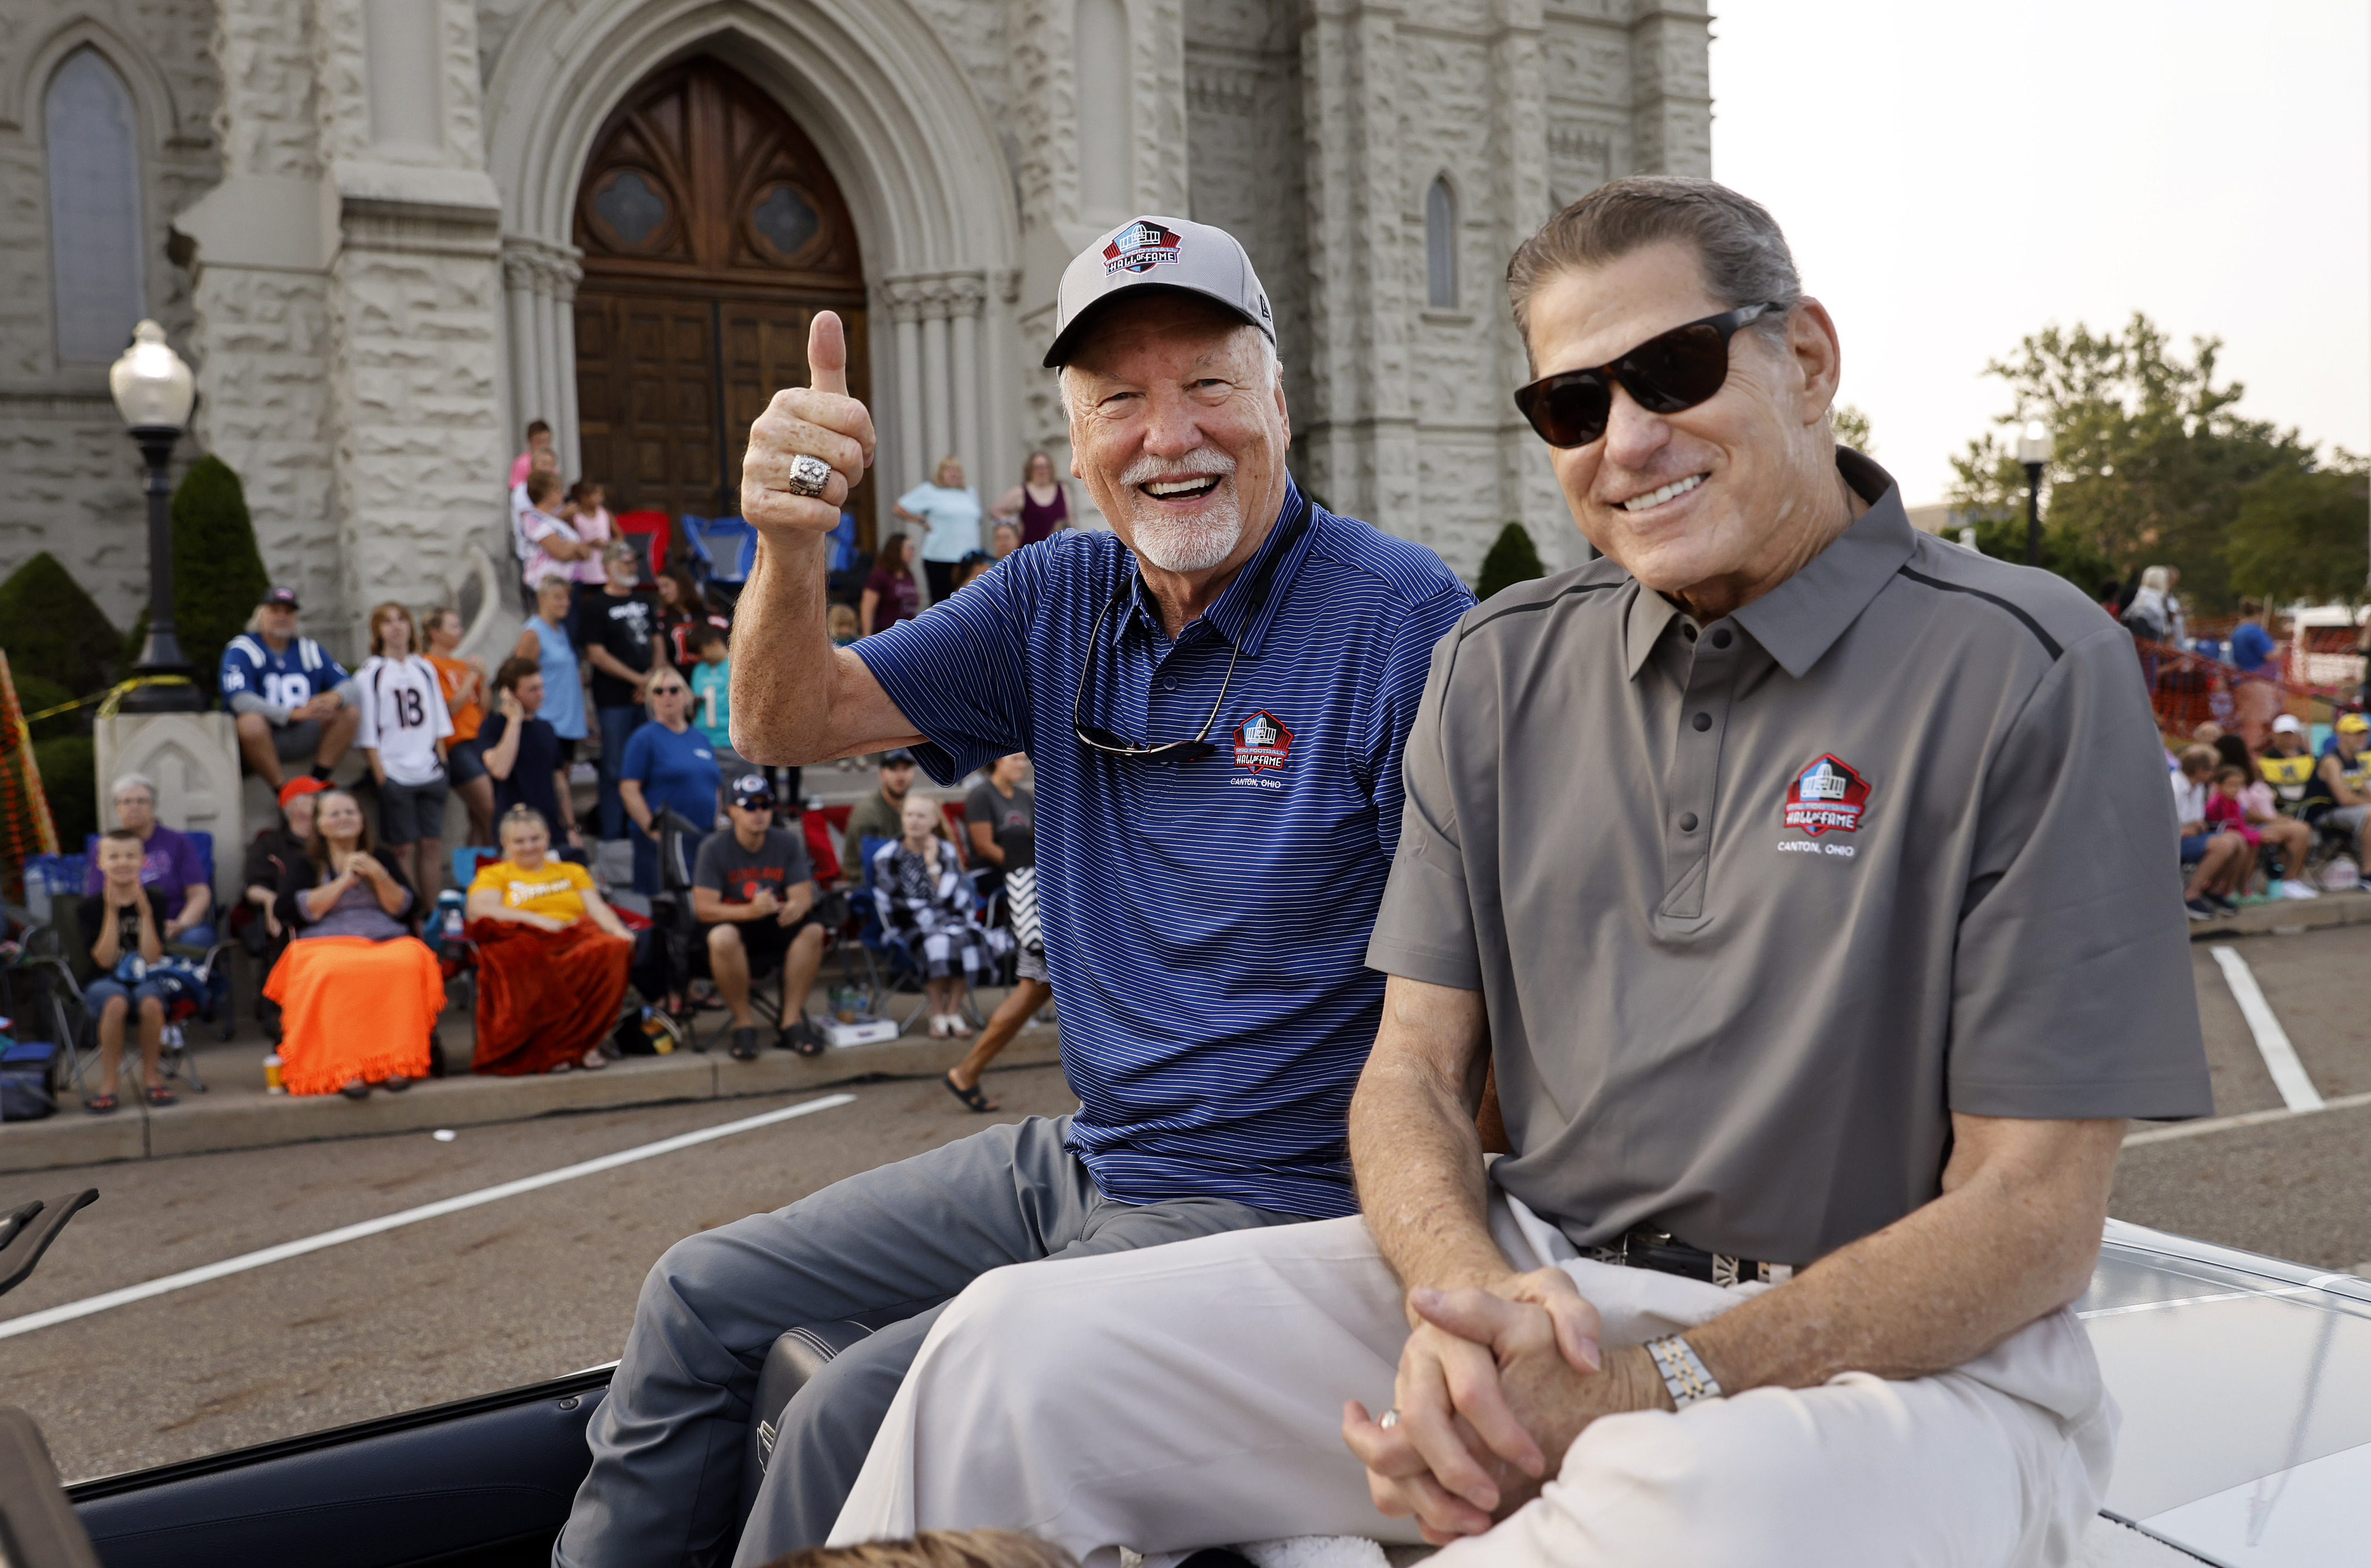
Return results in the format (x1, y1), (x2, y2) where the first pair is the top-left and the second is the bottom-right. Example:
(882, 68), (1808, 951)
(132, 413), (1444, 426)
(10, 673), (84, 743)
(1476, 522), (1548, 603)
(0, 552), (119, 693)
(167, 455), (270, 697)
(32, 736), (96, 849)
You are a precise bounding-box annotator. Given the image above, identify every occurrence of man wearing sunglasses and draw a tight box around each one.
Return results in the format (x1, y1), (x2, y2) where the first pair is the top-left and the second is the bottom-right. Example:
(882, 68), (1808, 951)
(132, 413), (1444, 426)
(556, 216), (1472, 1567)
(825, 179), (2210, 1566)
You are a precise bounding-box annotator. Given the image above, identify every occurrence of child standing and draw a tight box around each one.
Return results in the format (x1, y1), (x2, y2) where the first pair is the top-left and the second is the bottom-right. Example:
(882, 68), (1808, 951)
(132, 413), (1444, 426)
(689, 624), (734, 760)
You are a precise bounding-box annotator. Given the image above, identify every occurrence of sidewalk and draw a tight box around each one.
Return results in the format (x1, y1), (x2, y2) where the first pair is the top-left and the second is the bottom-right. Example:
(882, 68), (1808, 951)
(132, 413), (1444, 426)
(2190, 887), (2371, 939)
(2, 983), (1061, 1175)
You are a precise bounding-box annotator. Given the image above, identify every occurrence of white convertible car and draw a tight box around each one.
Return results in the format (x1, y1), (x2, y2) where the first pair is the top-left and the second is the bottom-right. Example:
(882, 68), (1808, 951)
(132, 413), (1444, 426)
(1, 1194), (2361, 1567)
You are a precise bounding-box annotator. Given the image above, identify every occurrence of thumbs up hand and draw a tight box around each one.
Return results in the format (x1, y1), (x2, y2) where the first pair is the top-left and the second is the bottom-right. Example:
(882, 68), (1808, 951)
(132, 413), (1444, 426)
(743, 310), (876, 534)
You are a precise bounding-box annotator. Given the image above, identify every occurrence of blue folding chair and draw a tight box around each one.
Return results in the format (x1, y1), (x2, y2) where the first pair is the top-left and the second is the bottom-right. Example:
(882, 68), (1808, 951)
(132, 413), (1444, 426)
(681, 516), (762, 592)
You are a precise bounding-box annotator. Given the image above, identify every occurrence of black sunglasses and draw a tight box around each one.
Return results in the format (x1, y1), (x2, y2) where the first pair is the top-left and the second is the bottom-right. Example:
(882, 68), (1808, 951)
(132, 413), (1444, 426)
(1512, 302), (1783, 449)
(1072, 494), (1310, 764)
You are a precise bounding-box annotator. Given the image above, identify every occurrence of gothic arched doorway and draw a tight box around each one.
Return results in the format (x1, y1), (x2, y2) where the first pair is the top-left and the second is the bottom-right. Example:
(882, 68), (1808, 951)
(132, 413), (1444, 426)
(572, 57), (872, 539)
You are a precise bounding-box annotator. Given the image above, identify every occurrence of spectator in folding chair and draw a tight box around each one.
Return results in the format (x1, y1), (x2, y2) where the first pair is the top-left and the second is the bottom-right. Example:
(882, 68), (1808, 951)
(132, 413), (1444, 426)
(239, 776), (328, 1037)
(870, 795), (1007, 1040)
(620, 666), (724, 897)
(464, 805), (632, 1075)
(266, 788), (440, 1099)
(697, 774), (828, 1062)
(78, 828), (176, 1112)
(86, 772), (215, 948)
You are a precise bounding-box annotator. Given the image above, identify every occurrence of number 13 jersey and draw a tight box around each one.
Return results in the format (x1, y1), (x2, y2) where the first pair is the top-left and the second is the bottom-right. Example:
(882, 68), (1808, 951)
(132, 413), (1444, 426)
(356, 653), (454, 784)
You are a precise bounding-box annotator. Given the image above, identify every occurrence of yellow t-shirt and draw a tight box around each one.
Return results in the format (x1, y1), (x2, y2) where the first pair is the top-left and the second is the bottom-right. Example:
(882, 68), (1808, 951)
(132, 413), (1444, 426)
(470, 858), (593, 921)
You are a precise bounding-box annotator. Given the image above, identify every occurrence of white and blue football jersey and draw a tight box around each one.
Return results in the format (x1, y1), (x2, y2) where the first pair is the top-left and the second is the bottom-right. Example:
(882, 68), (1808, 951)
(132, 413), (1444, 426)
(218, 634), (348, 713)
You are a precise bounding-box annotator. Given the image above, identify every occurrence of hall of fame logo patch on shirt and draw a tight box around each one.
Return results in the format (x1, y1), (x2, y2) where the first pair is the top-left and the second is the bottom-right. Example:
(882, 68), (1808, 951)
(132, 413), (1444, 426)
(1232, 710), (1293, 772)
(1104, 221), (1183, 275)
(1782, 754), (1871, 836)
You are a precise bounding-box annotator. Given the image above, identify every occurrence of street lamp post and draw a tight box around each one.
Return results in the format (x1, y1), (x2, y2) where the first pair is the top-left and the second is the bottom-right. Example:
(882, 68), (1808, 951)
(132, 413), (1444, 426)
(2016, 418), (2053, 568)
(107, 320), (204, 714)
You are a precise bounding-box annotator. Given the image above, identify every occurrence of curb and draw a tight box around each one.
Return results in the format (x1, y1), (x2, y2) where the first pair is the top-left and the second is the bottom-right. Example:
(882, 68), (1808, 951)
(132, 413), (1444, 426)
(2188, 888), (2371, 941)
(1, 1026), (1064, 1174)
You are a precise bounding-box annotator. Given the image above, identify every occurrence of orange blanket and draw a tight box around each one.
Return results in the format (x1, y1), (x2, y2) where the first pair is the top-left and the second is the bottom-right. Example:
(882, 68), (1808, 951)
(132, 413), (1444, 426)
(468, 919), (631, 1075)
(263, 935), (442, 1095)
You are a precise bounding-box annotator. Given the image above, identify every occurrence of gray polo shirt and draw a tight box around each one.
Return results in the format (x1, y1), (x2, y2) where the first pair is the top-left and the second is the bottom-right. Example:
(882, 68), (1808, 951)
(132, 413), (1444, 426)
(1367, 450), (2212, 1266)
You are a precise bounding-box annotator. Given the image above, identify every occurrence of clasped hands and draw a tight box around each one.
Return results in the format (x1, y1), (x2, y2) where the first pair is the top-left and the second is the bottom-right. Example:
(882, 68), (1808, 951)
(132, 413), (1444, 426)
(1341, 1267), (1652, 1544)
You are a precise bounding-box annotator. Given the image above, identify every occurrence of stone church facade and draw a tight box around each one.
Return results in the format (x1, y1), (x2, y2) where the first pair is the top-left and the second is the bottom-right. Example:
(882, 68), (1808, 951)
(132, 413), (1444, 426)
(1, 0), (1709, 663)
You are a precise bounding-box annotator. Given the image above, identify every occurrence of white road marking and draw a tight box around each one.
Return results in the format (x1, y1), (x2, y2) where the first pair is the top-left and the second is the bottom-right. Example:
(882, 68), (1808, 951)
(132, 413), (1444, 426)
(0, 1093), (855, 1341)
(2123, 1089), (2371, 1146)
(2209, 945), (2325, 1112)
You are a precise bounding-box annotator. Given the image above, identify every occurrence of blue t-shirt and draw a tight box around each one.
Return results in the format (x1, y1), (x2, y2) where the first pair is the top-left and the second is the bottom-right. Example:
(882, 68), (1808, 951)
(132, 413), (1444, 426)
(854, 482), (1472, 1217)
(218, 634), (347, 716)
(621, 719), (721, 834)
(2229, 619), (2275, 674)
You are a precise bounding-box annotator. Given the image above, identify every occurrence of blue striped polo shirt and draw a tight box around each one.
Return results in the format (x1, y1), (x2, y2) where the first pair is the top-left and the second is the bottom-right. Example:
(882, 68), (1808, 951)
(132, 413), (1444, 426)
(856, 481), (1472, 1216)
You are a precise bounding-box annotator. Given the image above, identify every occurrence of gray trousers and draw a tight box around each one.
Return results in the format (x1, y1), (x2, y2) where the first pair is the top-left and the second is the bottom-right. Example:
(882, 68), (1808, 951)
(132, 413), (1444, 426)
(553, 1114), (1303, 1568)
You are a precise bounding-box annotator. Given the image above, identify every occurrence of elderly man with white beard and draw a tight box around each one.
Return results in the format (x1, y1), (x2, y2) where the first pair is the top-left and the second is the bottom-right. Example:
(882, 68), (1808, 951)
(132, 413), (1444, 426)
(552, 217), (1473, 1568)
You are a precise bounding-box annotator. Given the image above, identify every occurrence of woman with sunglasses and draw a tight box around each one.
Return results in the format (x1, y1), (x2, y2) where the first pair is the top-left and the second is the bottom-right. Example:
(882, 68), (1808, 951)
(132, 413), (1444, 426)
(618, 665), (722, 896)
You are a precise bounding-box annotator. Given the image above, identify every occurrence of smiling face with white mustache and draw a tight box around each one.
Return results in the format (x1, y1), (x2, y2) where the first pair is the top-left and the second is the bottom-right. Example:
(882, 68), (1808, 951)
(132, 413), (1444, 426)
(1061, 293), (1291, 633)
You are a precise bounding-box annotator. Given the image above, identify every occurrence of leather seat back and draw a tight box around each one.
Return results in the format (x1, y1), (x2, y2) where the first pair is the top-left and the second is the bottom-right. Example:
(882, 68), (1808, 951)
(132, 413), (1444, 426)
(744, 1320), (878, 1514)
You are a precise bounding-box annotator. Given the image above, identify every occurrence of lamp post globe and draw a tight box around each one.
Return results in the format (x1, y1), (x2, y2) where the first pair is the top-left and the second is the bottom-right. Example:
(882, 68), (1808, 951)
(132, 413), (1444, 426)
(108, 320), (204, 713)
(2015, 418), (2053, 568)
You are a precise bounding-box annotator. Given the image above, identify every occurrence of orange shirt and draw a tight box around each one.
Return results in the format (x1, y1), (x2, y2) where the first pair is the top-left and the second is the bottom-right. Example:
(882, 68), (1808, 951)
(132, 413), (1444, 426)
(430, 654), (485, 743)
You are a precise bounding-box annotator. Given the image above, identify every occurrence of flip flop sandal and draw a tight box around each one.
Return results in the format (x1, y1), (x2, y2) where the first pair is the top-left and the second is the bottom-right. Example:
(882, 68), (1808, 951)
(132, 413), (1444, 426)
(340, 1079), (371, 1100)
(942, 1071), (999, 1114)
(729, 1026), (760, 1062)
(83, 1093), (119, 1115)
(145, 1084), (178, 1107)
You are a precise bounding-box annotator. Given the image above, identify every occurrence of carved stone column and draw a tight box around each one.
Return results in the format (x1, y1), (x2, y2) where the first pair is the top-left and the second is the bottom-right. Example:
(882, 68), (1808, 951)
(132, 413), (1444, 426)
(946, 273), (988, 495)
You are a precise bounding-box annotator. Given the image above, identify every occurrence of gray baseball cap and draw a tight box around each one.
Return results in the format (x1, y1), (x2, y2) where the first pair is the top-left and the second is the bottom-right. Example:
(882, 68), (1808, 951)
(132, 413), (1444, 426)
(1042, 215), (1276, 368)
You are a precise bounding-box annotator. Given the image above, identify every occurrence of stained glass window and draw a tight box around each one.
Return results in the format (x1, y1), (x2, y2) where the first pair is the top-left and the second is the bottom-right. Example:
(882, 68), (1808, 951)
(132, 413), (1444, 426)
(594, 170), (668, 248)
(752, 183), (820, 260)
(46, 50), (145, 363)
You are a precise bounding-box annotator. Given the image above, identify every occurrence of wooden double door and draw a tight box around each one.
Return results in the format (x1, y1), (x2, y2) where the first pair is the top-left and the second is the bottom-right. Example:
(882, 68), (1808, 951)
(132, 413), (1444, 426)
(572, 58), (872, 538)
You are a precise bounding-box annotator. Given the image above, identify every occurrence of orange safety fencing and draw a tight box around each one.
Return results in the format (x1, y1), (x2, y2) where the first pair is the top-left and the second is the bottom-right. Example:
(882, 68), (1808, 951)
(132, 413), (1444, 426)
(2136, 637), (2363, 741)
(0, 651), (61, 904)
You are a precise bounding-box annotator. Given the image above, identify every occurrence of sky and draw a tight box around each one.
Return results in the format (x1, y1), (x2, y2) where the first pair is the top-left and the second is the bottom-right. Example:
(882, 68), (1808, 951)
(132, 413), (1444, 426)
(1709, 2), (2370, 506)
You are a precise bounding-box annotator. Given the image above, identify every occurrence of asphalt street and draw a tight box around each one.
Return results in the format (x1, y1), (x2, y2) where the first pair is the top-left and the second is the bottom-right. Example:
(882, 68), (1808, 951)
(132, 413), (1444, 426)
(4, 923), (2367, 1486)
(1, 1057), (1084, 1482)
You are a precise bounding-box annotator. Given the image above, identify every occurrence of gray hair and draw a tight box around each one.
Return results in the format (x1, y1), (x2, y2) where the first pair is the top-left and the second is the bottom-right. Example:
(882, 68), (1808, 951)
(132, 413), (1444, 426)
(110, 771), (157, 805)
(2140, 565), (2174, 593)
(1506, 177), (1803, 362)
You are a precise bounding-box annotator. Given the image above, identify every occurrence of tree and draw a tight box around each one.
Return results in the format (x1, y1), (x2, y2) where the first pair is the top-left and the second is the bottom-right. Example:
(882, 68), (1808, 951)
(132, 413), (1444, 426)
(2223, 455), (2370, 609)
(1947, 313), (2315, 608)
(162, 455), (270, 697)
(1476, 522), (1547, 602)
(0, 552), (120, 695)
(1830, 403), (1874, 454)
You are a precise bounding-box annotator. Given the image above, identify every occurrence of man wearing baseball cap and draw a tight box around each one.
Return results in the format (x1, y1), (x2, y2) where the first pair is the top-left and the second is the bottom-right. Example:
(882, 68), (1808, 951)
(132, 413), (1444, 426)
(2308, 711), (2371, 882)
(692, 773), (828, 1060)
(556, 216), (1473, 1565)
(219, 585), (359, 789)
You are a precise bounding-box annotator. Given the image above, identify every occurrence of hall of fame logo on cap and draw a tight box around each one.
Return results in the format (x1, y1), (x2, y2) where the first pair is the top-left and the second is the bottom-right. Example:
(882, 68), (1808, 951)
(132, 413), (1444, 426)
(1104, 221), (1183, 275)
(1232, 711), (1293, 772)
(1782, 755), (1871, 836)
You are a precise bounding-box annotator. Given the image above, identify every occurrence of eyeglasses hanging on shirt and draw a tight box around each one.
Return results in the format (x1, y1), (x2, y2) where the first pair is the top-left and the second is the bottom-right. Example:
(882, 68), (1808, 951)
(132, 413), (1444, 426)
(1072, 492), (1310, 764)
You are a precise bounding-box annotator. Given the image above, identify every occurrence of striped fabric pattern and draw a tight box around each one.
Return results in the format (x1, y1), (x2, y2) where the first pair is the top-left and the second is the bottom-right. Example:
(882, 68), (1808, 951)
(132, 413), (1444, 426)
(856, 482), (1472, 1217)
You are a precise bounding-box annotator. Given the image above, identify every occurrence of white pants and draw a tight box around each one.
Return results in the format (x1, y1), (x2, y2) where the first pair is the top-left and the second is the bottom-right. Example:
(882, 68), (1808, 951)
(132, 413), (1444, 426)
(832, 1191), (2116, 1568)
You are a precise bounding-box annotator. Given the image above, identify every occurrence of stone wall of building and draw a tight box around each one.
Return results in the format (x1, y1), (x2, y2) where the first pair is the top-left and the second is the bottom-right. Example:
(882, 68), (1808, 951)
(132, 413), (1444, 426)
(0, 0), (220, 629)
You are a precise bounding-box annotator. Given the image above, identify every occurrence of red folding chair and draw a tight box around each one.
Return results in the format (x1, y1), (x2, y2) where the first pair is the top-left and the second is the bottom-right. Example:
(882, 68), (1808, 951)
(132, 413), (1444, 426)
(613, 511), (671, 580)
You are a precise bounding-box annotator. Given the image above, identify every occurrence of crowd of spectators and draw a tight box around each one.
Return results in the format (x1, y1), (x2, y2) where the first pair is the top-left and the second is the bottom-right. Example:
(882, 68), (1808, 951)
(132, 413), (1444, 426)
(2171, 713), (2371, 918)
(58, 421), (1069, 1109)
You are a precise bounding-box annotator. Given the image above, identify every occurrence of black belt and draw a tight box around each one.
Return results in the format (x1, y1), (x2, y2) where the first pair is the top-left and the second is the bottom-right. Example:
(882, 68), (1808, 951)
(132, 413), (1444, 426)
(1590, 1224), (1793, 1287)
